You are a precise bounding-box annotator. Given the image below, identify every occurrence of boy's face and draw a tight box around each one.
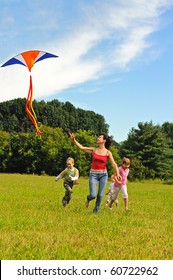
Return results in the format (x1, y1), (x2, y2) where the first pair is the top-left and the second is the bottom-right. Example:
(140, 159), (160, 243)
(67, 160), (74, 169)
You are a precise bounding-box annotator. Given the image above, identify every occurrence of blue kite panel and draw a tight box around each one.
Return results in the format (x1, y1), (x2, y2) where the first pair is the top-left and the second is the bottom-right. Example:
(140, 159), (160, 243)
(35, 52), (58, 64)
(1, 58), (26, 67)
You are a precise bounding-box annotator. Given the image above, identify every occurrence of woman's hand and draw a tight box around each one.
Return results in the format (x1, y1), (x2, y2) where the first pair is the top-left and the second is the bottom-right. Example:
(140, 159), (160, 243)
(69, 133), (75, 141)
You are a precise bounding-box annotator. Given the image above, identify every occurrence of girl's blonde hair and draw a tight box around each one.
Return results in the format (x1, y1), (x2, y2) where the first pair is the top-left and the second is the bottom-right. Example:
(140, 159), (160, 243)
(122, 157), (130, 166)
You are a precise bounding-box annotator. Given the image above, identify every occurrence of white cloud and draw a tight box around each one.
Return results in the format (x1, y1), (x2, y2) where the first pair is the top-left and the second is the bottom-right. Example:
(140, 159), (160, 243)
(113, 26), (153, 68)
(0, 0), (173, 102)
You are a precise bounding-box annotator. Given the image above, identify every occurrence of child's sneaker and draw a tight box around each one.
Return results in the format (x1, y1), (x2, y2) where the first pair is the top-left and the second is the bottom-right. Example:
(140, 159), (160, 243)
(105, 200), (110, 207)
(115, 199), (118, 207)
(62, 199), (67, 207)
(108, 202), (113, 210)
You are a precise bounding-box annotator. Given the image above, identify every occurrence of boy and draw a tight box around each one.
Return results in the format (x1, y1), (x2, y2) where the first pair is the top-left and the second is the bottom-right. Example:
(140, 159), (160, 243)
(55, 157), (79, 207)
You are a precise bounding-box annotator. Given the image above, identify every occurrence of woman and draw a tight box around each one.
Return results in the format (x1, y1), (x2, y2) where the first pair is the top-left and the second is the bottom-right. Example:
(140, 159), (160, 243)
(69, 132), (120, 213)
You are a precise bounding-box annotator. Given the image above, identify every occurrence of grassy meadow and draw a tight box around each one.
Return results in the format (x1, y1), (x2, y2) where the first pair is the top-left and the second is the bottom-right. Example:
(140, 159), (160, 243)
(0, 173), (173, 260)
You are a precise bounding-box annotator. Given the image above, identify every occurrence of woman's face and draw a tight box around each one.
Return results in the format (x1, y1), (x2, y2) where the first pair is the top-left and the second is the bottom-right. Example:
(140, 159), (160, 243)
(96, 135), (105, 144)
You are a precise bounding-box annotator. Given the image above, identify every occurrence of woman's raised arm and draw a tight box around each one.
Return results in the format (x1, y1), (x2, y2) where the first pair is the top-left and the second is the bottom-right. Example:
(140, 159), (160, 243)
(69, 133), (94, 153)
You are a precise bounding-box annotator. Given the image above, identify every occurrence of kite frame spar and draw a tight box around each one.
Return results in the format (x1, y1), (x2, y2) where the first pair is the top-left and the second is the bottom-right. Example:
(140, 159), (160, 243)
(1, 50), (58, 136)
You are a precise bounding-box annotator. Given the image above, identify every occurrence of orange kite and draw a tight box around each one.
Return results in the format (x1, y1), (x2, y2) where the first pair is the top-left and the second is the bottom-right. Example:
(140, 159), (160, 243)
(1, 50), (58, 136)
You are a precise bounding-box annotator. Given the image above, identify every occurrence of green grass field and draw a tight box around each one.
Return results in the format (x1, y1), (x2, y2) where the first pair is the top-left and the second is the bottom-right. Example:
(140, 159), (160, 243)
(0, 173), (173, 260)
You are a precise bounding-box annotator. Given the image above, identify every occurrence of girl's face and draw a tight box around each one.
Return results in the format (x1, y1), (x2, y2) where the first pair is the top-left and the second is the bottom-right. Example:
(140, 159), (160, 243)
(66, 160), (74, 169)
(122, 163), (130, 170)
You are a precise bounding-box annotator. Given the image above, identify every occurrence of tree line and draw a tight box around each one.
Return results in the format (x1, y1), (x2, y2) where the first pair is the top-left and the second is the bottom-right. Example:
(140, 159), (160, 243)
(0, 99), (173, 181)
(0, 98), (109, 135)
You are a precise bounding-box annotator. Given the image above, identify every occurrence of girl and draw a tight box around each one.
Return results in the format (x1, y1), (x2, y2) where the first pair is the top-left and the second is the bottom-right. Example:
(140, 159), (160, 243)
(108, 157), (130, 211)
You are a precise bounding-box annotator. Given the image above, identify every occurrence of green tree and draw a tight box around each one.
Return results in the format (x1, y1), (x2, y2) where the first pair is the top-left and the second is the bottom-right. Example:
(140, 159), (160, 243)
(8, 133), (40, 173)
(0, 113), (4, 130)
(0, 98), (109, 136)
(162, 122), (173, 149)
(0, 131), (11, 172)
(36, 126), (66, 175)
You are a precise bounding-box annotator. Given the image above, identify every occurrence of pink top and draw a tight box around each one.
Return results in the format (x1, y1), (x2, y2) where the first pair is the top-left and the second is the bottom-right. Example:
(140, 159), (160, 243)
(91, 151), (108, 170)
(114, 166), (129, 188)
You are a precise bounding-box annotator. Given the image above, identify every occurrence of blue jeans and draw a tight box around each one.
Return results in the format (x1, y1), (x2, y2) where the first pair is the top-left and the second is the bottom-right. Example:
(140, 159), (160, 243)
(87, 170), (108, 212)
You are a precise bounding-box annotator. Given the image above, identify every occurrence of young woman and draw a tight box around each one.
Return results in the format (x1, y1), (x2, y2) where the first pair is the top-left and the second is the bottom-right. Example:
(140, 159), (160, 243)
(69, 133), (120, 213)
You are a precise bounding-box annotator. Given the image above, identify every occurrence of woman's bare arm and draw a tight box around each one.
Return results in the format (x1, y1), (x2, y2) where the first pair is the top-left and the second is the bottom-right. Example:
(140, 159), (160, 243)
(69, 133), (94, 153)
(108, 151), (121, 178)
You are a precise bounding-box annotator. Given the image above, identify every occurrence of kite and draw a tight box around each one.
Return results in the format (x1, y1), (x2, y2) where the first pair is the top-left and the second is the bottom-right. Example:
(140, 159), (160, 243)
(1, 50), (58, 136)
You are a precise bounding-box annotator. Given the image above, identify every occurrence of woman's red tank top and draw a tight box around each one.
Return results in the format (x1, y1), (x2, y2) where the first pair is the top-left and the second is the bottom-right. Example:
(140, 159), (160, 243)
(91, 151), (108, 170)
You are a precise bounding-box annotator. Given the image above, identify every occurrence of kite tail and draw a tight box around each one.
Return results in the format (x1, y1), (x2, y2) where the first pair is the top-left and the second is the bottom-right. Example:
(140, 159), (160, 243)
(26, 75), (42, 136)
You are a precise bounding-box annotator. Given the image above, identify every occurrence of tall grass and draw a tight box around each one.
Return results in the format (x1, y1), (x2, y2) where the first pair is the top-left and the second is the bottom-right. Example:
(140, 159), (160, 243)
(0, 173), (173, 260)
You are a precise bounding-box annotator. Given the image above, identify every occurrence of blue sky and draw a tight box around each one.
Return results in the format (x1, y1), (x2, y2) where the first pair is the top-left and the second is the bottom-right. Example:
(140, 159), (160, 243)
(0, 0), (173, 142)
